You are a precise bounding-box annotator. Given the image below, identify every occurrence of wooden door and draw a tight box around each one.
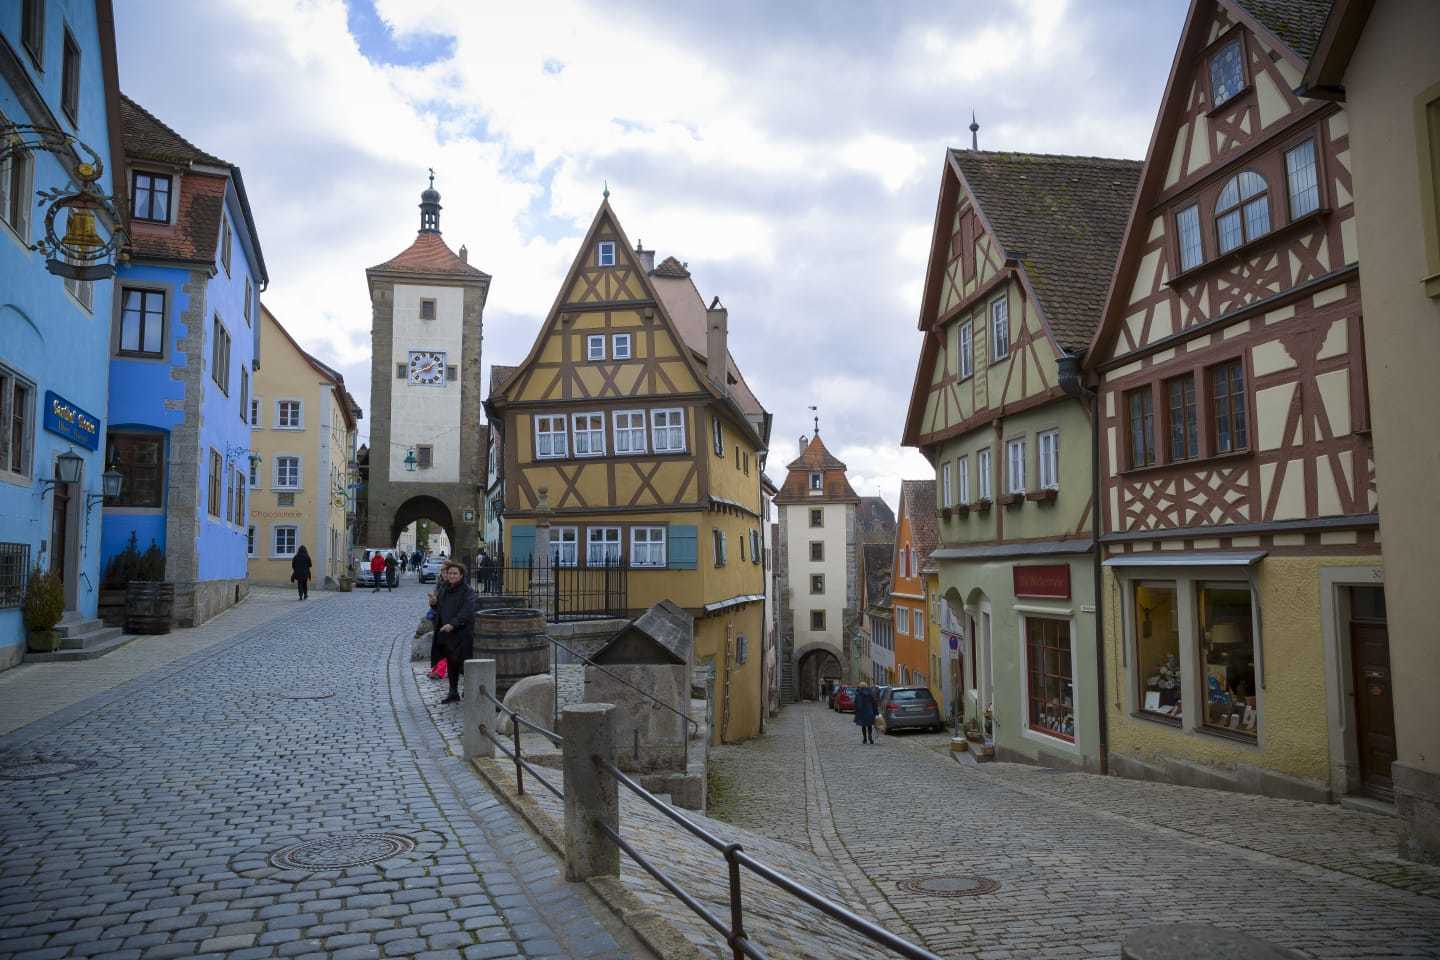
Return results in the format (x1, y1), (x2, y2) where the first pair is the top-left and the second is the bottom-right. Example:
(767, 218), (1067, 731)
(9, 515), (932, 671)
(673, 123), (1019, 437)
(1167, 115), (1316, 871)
(51, 469), (69, 587)
(1350, 620), (1395, 799)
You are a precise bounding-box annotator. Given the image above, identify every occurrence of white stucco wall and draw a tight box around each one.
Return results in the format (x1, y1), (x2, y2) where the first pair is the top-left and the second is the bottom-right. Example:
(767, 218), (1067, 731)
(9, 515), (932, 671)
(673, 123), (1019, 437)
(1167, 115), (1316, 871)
(784, 501), (849, 654)
(389, 283), (464, 483)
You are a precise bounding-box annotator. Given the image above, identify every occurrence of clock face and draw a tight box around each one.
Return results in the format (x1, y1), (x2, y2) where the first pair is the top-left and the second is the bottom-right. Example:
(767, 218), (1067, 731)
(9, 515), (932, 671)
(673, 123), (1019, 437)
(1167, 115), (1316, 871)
(408, 351), (446, 385)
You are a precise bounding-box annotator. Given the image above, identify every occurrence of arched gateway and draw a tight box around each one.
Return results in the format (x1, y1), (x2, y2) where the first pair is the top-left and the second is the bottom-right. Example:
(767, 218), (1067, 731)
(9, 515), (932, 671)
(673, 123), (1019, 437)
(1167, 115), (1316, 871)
(364, 178), (490, 563)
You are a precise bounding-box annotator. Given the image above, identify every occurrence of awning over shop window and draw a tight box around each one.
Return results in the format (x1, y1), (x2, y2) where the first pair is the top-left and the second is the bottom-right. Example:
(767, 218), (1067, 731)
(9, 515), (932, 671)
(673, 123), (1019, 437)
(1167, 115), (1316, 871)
(1102, 550), (1266, 568)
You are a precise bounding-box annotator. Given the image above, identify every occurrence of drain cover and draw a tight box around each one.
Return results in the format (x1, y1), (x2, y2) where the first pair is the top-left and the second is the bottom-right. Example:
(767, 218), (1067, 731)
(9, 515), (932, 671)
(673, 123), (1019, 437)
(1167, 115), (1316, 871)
(0, 757), (83, 780)
(272, 689), (336, 700)
(897, 876), (1000, 897)
(268, 833), (416, 870)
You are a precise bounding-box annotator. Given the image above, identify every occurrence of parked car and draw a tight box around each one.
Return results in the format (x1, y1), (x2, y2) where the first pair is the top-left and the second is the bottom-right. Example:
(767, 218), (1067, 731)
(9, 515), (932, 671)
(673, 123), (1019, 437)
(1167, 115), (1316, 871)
(877, 686), (943, 734)
(355, 548), (395, 587)
(831, 685), (856, 712)
(418, 555), (444, 583)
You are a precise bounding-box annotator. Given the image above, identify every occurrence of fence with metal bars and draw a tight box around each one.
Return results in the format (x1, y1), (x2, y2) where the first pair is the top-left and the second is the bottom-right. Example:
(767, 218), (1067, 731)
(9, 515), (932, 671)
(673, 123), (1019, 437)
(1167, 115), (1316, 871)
(474, 554), (627, 622)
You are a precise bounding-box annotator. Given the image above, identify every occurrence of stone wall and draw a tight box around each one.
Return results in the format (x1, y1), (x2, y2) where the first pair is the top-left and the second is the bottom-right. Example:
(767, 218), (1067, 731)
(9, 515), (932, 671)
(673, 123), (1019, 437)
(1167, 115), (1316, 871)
(163, 270), (210, 587)
(172, 578), (249, 628)
(585, 663), (690, 773)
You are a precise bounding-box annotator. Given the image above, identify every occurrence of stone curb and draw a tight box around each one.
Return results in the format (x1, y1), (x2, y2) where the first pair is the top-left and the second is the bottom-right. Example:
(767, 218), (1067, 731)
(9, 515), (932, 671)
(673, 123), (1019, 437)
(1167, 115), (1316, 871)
(469, 756), (708, 960)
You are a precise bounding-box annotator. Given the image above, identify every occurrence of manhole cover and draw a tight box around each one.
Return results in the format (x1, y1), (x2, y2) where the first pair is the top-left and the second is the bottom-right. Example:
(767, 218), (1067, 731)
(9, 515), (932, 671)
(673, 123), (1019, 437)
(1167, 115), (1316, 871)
(897, 876), (1000, 897)
(272, 689), (336, 700)
(268, 833), (416, 870)
(0, 757), (83, 780)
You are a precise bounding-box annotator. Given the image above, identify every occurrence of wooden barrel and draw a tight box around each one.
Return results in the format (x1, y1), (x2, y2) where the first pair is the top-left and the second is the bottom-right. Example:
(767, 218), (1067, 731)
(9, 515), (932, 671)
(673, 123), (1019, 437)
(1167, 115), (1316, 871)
(125, 581), (175, 635)
(475, 593), (526, 614)
(473, 608), (549, 697)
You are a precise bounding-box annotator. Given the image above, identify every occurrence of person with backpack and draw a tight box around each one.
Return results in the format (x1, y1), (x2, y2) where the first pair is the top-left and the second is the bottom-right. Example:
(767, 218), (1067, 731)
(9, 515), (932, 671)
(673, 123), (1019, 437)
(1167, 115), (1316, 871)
(434, 561), (478, 703)
(290, 545), (312, 600)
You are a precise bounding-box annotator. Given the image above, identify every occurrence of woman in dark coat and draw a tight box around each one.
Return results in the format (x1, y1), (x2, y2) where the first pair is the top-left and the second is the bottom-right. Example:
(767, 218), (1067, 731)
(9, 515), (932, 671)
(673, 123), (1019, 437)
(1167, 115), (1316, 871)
(290, 546), (313, 600)
(434, 561), (478, 703)
(853, 681), (879, 744)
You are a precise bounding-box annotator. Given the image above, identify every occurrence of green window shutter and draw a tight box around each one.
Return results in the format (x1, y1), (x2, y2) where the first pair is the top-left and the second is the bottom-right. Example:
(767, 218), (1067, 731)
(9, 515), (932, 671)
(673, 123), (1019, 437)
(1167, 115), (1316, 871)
(509, 525), (535, 565)
(667, 524), (697, 570)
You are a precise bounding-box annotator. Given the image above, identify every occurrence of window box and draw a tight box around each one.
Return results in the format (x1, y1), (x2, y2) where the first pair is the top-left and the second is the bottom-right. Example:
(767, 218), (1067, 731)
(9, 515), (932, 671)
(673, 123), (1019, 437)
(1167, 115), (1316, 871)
(940, 507), (953, 521)
(998, 492), (1024, 507)
(1025, 489), (1057, 504)
(953, 503), (971, 516)
(973, 498), (992, 513)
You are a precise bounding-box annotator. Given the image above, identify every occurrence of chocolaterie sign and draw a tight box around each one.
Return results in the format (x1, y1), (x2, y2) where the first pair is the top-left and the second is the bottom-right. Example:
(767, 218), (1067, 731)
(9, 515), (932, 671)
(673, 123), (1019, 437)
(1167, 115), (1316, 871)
(1013, 563), (1070, 599)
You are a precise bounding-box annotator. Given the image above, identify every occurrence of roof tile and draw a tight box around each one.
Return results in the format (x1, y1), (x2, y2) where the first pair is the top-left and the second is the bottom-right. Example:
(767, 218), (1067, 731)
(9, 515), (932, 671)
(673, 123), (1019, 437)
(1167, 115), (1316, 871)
(368, 232), (491, 279)
(900, 479), (938, 568)
(1232, 0), (1332, 61)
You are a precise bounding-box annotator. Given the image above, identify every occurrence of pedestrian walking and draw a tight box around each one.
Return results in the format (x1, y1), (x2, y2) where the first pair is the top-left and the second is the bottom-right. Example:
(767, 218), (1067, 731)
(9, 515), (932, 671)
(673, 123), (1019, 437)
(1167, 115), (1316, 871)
(434, 561), (477, 703)
(384, 552), (398, 590)
(476, 548), (496, 594)
(412, 549), (423, 572)
(369, 550), (386, 592)
(400, 553), (408, 575)
(290, 545), (312, 600)
(854, 681), (879, 744)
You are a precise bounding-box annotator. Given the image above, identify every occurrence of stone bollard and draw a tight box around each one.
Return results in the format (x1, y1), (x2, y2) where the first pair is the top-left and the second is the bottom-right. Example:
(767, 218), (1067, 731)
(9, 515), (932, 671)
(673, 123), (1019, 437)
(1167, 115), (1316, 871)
(561, 702), (619, 881)
(464, 659), (497, 762)
(1121, 924), (1302, 960)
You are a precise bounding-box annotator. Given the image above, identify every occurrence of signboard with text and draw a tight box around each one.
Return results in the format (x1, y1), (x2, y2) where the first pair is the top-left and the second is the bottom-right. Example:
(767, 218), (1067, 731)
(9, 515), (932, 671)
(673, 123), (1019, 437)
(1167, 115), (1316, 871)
(1013, 563), (1071, 600)
(43, 391), (100, 451)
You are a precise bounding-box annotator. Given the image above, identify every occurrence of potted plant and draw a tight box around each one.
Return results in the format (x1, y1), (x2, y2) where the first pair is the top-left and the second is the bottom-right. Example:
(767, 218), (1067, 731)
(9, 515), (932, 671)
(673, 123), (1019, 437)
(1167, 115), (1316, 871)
(337, 573), (354, 593)
(100, 532), (142, 626)
(124, 539), (174, 635)
(23, 565), (65, 653)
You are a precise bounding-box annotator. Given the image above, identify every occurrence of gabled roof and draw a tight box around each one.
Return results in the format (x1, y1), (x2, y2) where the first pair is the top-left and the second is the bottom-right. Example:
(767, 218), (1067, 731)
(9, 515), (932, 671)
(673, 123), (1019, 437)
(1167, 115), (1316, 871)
(120, 94), (226, 167)
(898, 480), (938, 570)
(368, 232), (490, 280)
(948, 150), (1143, 353)
(653, 256), (690, 278)
(650, 270), (766, 420)
(857, 496), (897, 545)
(489, 364), (518, 397)
(863, 542), (893, 610)
(1233, 0), (1333, 61)
(261, 305), (361, 431)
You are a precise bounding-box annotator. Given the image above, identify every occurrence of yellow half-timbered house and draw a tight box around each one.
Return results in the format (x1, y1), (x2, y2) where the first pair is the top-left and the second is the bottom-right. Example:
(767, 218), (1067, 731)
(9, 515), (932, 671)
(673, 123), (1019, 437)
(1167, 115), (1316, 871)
(487, 200), (772, 743)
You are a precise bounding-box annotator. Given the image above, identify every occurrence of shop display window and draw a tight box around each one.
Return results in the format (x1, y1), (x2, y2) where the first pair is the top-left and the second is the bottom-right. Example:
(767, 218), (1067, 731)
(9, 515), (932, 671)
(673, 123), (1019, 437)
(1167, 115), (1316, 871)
(1135, 581), (1181, 722)
(1196, 581), (1257, 738)
(1025, 618), (1074, 740)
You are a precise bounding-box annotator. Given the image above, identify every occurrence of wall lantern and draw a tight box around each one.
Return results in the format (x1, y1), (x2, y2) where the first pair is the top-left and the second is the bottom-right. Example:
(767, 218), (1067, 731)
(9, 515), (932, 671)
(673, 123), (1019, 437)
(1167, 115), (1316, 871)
(404, 449), (418, 472)
(1, 122), (128, 281)
(101, 468), (123, 498)
(40, 450), (84, 497)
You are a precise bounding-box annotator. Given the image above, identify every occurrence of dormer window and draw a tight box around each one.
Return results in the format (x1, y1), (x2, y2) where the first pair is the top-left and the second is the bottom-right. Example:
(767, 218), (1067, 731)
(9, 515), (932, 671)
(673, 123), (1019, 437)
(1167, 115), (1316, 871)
(597, 241), (616, 267)
(809, 471), (822, 492)
(132, 172), (172, 223)
(1215, 171), (1269, 254)
(1208, 36), (1245, 108)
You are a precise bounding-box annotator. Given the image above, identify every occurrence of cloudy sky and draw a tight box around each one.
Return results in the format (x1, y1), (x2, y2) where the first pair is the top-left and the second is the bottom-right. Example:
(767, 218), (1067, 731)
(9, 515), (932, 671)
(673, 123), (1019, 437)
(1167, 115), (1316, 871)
(116, 0), (1189, 511)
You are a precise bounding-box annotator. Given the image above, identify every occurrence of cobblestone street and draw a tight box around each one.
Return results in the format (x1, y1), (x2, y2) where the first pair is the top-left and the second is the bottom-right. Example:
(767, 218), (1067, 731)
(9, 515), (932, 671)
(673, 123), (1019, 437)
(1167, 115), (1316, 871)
(710, 704), (1440, 960)
(0, 581), (636, 960)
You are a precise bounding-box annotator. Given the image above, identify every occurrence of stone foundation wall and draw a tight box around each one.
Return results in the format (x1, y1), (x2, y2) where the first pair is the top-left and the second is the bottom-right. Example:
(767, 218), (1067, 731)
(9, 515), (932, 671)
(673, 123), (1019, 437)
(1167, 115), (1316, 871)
(172, 578), (249, 628)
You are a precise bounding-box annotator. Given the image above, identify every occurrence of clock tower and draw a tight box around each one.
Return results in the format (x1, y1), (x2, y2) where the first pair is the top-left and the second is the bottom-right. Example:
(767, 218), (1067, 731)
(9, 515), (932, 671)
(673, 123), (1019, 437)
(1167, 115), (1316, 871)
(364, 176), (490, 563)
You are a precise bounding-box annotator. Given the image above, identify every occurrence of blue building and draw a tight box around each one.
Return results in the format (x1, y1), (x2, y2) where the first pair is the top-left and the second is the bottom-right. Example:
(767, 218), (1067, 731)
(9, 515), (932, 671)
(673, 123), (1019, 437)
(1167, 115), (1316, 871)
(100, 95), (267, 627)
(0, 0), (125, 669)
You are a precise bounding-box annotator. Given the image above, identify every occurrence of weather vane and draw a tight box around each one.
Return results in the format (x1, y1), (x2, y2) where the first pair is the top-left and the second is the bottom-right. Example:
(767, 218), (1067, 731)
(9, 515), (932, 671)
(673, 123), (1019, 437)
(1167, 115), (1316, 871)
(603, 180), (610, 200)
(428, 167), (435, 188)
(808, 405), (819, 435)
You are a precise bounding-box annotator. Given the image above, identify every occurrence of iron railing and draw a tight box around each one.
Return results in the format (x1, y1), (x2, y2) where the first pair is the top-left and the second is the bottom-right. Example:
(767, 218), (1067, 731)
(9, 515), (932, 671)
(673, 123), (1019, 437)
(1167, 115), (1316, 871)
(0, 541), (30, 610)
(593, 758), (942, 960)
(476, 683), (564, 800)
(476, 556), (627, 622)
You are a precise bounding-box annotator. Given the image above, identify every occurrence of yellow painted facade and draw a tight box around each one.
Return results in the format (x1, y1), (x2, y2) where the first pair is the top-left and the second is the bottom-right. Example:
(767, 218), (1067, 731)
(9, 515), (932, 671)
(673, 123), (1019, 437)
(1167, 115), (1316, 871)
(491, 202), (770, 743)
(248, 307), (358, 587)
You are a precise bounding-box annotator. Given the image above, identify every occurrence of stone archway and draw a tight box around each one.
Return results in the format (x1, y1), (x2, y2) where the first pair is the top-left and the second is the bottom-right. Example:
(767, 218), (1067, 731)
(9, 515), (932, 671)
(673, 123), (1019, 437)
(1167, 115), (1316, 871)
(796, 645), (843, 702)
(390, 496), (456, 558)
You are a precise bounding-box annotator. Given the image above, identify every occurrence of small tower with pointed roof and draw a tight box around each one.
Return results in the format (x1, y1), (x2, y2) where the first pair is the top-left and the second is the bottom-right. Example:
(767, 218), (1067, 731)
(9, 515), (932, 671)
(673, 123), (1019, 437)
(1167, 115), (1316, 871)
(364, 176), (492, 562)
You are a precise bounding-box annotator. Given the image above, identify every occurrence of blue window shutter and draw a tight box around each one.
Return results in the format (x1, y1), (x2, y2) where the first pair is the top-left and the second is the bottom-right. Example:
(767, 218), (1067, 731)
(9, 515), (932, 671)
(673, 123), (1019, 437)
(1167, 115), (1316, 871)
(668, 524), (697, 570)
(509, 525), (535, 565)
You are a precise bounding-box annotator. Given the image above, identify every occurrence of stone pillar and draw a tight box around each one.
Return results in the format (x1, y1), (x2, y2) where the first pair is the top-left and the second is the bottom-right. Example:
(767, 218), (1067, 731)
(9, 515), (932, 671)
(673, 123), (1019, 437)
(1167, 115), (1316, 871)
(561, 702), (619, 881)
(463, 659), (497, 761)
(1121, 924), (1300, 960)
(531, 486), (555, 618)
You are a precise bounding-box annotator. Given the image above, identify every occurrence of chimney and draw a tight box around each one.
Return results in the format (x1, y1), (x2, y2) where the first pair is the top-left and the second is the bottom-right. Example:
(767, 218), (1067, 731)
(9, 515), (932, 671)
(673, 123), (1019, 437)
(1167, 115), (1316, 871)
(459, 245), (468, 263)
(706, 296), (728, 394)
(798, 435), (808, 454)
(635, 239), (655, 274)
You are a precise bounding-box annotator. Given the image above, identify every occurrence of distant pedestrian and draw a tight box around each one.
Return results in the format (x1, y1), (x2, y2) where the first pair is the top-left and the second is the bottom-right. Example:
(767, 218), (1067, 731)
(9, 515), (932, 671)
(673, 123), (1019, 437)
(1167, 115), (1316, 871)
(476, 548), (496, 594)
(400, 553), (409, 575)
(853, 681), (878, 744)
(384, 552), (398, 590)
(369, 551), (386, 592)
(434, 561), (477, 703)
(290, 545), (312, 600)
(412, 549), (423, 571)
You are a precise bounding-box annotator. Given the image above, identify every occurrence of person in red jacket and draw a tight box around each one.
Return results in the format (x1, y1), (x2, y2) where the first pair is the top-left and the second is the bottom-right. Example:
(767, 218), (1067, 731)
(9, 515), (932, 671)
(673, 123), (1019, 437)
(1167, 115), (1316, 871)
(369, 551), (386, 592)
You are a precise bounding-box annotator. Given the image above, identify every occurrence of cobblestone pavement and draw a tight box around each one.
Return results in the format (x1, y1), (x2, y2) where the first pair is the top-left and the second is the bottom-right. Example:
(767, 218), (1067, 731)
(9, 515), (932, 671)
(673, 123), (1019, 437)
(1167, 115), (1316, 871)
(0, 579), (637, 960)
(710, 703), (1440, 960)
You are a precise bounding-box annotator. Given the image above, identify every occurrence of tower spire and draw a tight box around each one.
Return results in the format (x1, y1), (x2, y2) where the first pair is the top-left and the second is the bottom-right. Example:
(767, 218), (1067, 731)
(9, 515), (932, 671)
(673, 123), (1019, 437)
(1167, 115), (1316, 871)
(809, 404), (819, 435)
(419, 169), (441, 234)
(970, 112), (980, 151)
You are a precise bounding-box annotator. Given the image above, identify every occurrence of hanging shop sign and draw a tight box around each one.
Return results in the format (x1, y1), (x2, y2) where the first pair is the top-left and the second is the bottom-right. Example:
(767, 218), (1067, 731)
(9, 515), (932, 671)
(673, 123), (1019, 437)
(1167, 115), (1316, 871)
(1013, 563), (1070, 600)
(43, 391), (100, 451)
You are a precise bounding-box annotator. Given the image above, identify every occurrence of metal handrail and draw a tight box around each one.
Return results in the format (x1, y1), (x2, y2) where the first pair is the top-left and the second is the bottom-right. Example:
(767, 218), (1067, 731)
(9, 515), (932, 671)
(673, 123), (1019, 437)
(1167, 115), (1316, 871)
(477, 686), (564, 799)
(595, 756), (941, 960)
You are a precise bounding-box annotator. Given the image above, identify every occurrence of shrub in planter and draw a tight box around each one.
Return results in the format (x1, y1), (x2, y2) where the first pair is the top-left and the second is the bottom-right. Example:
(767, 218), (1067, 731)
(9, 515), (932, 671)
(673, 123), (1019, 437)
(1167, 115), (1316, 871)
(23, 566), (65, 652)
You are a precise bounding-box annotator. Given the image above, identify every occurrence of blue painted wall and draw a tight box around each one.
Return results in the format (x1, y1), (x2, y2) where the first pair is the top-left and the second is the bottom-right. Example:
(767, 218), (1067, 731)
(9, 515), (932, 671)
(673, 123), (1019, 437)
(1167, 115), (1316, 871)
(0, 0), (118, 666)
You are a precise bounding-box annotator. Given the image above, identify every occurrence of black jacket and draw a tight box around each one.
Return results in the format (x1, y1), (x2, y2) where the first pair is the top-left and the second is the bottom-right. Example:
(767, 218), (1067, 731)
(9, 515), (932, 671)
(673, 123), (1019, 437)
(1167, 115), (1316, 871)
(434, 579), (478, 658)
(291, 552), (312, 582)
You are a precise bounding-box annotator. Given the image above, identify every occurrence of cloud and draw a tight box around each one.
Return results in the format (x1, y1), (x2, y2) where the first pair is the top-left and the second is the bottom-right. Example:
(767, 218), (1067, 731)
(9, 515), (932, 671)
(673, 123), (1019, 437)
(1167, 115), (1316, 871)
(115, 0), (1188, 512)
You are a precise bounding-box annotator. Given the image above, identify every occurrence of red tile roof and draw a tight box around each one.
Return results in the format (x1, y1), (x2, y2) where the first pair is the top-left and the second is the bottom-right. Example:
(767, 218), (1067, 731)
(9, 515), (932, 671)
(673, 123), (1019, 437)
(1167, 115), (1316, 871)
(368, 232), (490, 279)
(120, 94), (226, 167)
(774, 433), (860, 503)
(900, 479), (938, 569)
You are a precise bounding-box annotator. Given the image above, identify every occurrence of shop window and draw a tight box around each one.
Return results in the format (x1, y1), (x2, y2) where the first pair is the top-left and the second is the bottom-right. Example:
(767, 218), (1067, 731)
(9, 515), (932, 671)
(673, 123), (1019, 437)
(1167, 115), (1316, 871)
(1026, 618), (1073, 740)
(107, 432), (164, 508)
(1135, 581), (1181, 721)
(1197, 581), (1257, 739)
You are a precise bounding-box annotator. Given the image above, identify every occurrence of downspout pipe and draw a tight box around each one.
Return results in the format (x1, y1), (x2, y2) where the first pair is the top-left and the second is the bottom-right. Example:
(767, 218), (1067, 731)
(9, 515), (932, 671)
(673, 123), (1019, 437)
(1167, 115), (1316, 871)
(1057, 351), (1108, 776)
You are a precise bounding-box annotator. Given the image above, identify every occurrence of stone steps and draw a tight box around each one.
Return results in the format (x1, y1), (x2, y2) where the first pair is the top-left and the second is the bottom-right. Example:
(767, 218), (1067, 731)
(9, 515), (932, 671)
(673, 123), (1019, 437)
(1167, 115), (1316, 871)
(26, 630), (137, 662)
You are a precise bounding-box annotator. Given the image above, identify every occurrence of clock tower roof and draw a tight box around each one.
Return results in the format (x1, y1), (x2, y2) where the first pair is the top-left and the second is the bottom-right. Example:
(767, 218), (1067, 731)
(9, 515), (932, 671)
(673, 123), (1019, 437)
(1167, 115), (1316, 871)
(368, 176), (491, 281)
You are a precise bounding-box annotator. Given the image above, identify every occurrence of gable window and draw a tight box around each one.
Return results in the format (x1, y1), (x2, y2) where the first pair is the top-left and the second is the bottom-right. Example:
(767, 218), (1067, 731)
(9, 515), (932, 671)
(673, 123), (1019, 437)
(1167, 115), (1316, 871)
(810, 609), (826, 631)
(1166, 374), (1199, 462)
(1208, 36), (1245, 108)
(809, 471), (822, 492)
(249, 398), (261, 427)
(221, 217), (232, 276)
(809, 541), (824, 562)
(809, 508), (823, 528)
(416, 444), (433, 469)
(572, 412), (605, 457)
(1007, 438), (1027, 494)
(1038, 430), (1060, 490)
(1126, 387), (1156, 468)
(941, 462), (952, 507)
(119, 288), (165, 357)
(957, 454), (970, 504)
(597, 240), (616, 267)
(712, 417), (724, 456)
(106, 432), (164, 508)
(273, 525), (298, 558)
(613, 410), (646, 454)
(132, 172), (172, 223)
(977, 447), (992, 501)
(651, 409), (685, 452)
(60, 28), (80, 123)
(588, 527), (621, 566)
(1285, 140), (1320, 219)
(211, 316), (231, 394)
(238, 367), (249, 423)
(587, 334), (605, 361)
(20, 0), (43, 66)
(810, 574), (825, 595)
(959, 321), (974, 378)
(551, 527), (579, 567)
(207, 448), (222, 517)
(711, 529), (727, 567)
(990, 296), (1010, 360)
(1209, 359), (1248, 454)
(419, 298), (436, 320)
(1215, 171), (1269, 254)
(276, 399), (302, 429)
(1, 143), (34, 241)
(612, 333), (632, 360)
(631, 527), (666, 567)
(535, 414), (567, 459)
(1176, 205), (1203, 272)
(274, 455), (300, 490)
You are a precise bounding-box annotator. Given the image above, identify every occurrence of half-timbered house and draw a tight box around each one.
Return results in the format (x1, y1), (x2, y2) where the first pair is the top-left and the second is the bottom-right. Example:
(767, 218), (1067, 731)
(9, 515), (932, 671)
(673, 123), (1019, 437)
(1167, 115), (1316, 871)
(902, 149), (1141, 772)
(486, 200), (772, 744)
(1087, 0), (1382, 803)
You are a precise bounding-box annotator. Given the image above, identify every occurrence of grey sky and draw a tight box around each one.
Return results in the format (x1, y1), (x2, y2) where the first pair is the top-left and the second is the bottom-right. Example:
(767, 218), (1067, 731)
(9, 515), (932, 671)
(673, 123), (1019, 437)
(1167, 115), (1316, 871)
(116, 0), (1189, 510)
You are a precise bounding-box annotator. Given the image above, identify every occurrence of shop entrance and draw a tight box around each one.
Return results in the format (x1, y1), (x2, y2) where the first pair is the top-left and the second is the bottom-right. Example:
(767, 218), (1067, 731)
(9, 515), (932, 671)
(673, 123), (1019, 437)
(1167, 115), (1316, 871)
(1348, 586), (1393, 801)
(49, 464), (79, 611)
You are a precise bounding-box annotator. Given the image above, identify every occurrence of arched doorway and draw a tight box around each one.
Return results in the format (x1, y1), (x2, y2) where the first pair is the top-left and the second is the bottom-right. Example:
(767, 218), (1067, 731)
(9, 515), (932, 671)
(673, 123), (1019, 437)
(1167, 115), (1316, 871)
(390, 495), (456, 560)
(796, 646), (843, 702)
